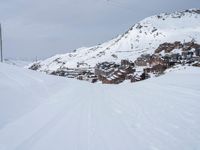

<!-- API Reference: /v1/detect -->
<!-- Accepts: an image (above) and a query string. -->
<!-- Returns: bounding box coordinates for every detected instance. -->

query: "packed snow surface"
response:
[0,63,200,150]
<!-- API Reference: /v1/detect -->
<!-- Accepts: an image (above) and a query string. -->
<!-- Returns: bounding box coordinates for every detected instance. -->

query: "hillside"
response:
[29,8,200,72]
[0,63,200,150]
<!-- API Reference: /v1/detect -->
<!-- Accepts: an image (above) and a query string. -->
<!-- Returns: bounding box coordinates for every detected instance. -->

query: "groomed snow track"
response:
[0,63,200,150]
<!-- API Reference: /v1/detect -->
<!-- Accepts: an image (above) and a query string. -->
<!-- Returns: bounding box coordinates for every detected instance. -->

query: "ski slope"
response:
[0,63,200,150]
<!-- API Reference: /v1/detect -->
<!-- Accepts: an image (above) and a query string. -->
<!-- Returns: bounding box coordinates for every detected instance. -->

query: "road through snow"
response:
[0,63,200,150]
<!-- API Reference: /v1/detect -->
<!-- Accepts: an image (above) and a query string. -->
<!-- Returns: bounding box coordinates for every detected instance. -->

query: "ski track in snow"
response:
[0,63,200,150]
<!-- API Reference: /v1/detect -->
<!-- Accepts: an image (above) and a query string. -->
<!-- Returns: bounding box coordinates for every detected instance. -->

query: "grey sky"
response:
[0,0,199,60]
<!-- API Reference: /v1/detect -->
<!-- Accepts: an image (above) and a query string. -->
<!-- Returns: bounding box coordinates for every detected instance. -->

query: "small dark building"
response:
[134,54,151,66]
[121,59,134,67]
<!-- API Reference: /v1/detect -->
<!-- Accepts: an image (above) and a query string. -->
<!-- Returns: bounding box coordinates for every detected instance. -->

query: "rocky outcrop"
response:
[29,62,41,71]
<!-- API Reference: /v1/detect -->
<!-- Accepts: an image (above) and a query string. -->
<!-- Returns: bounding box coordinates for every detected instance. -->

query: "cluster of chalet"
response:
[94,41,200,84]
[29,41,200,84]
[51,67,97,83]
[135,41,200,74]
[95,60,136,84]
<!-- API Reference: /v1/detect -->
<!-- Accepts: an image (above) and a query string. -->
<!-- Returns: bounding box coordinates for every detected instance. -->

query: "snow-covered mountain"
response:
[29,8,200,73]
[1,63,200,150]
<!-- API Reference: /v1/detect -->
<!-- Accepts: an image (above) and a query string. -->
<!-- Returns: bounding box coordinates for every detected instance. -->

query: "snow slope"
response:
[30,8,200,72]
[0,63,200,150]
[4,59,31,67]
[0,63,69,129]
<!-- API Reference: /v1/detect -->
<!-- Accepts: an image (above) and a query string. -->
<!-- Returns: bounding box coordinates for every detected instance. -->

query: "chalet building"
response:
[155,41,183,53]
[170,53,182,62]
[182,41,200,51]
[95,60,135,84]
[152,64,167,74]
[121,59,135,67]
[130,74,141,83]
[50,67,96,81]
[134,54,151,66]
[155,41,200,54]
[149,55,167,67]
[143,64,166,74]
[130,72,150,83]
[95,62,119,77]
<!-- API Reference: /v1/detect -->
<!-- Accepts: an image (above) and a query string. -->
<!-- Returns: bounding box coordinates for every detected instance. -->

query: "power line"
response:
[0,23,3,62]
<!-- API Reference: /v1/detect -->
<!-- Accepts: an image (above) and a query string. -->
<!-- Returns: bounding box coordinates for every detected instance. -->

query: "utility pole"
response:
[0,23,3,62]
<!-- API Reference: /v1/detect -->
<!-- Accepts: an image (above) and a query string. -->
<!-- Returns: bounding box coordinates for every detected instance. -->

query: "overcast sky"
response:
[0,0,199,60]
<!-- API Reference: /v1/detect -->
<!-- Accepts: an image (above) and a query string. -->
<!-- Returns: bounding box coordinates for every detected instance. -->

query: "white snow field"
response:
[0,63,200,150]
